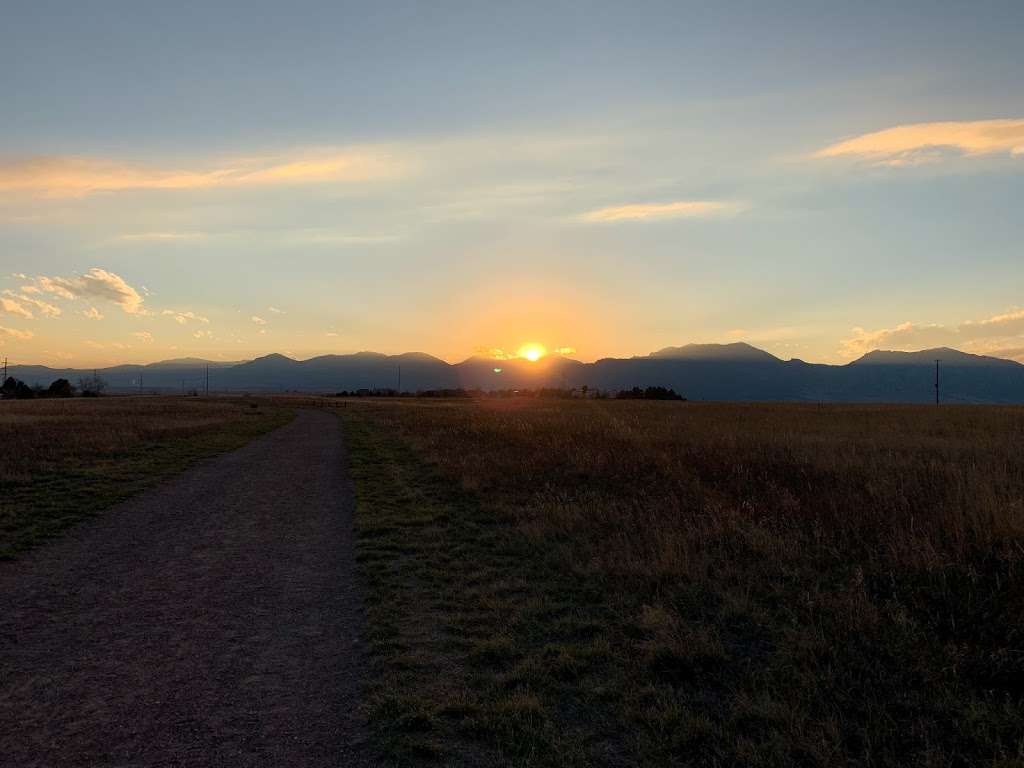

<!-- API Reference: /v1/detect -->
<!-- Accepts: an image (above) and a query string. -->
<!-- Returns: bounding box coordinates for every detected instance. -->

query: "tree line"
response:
[1,375,108,400]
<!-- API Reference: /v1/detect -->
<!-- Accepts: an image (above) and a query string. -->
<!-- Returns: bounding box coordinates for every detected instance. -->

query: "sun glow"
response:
[517,342,547,362]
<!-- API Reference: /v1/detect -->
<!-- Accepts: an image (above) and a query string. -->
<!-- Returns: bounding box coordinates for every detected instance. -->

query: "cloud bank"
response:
[841,308,1024,361]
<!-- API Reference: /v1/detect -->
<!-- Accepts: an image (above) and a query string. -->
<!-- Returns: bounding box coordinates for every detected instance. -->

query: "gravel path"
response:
[0,409,371,767]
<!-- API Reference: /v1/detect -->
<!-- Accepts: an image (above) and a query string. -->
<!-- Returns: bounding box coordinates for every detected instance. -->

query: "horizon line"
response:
[6,343,1019,372]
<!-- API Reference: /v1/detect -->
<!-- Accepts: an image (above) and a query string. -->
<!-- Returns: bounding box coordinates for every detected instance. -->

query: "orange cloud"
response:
[580,200,742,222]
[0,297,34,319]
[0,326,33,340]
[35,268,146,314]
[815,118,1024,166]
[475,346,513,360]
[162,309,209,325]
[0,147,404,198]
[840,308,1024,359]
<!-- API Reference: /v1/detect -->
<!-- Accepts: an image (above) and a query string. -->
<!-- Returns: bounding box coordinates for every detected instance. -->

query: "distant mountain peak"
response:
[393,351,447,363]
[144,357,241,369]
[649,342,781,363]
[852,347,1021,367]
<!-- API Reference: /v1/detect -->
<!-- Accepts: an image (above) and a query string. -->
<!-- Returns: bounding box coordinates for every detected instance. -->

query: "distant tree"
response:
[2,376,35,399]
[644,386,685,401]
[47,378,75,398]
[78,374,107,397]
[615,386,686,401]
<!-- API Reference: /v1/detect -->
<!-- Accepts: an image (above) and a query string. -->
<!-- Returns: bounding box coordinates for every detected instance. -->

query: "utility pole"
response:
[139,374,143,394]
[935,359,941,405]
[3,357,7,381]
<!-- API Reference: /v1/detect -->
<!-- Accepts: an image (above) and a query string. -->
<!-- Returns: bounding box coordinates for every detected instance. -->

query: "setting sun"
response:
[517,343,547,362]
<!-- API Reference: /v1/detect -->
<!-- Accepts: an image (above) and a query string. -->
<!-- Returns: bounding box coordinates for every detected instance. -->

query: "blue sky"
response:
[2,1,1023,365]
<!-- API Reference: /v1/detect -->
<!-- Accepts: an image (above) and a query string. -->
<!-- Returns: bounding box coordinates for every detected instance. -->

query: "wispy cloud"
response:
[0,297,35,319]
[162,309,209,325]
[132,331,154,343]
[815,118,1024,166]
[0,326,34,340]
[4,291,61,318]
[82,307,104,320]
[579,200,742,223]
[840,308,1024,359]
[0,147,405,198]
[291,231,402,246]
[116,232,207,243]
[35,277,75,300]
[250,316,267,325]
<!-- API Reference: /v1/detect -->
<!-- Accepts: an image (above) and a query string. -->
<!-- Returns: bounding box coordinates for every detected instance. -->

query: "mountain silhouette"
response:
[648,342,780,363]
[10,345,1024,403]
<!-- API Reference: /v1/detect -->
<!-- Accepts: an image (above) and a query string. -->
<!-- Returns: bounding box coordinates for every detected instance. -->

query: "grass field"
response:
[344,398,1024,767]
[0,396,292,558]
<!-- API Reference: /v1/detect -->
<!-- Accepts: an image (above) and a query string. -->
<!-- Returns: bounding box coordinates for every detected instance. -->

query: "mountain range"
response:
[10,343,1024,404]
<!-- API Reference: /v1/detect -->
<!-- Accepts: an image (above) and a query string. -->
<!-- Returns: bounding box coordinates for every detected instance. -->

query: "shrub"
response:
[47,379,75,398]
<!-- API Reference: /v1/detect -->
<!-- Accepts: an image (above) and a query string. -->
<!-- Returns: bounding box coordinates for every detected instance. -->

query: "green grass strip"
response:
[0,407,293,559]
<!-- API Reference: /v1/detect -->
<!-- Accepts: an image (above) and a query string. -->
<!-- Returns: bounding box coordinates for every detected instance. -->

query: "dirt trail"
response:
[0,408,371,767]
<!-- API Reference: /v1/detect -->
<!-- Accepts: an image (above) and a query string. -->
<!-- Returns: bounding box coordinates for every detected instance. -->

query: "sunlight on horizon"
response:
[2,4,1023,368]
[517,343,547,362]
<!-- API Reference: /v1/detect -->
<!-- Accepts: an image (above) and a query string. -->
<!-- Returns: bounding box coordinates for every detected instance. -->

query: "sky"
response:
[2,0,1023,367]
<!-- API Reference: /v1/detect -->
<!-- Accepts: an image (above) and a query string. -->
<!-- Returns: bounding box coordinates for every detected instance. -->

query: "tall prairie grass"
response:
[350,398,1024,766]
[0,396,278,481]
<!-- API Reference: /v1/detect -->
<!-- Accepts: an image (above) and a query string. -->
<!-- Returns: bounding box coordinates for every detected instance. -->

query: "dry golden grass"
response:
[0,396,291,556]
[0,396,281,480]
[345,398,1024,766]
